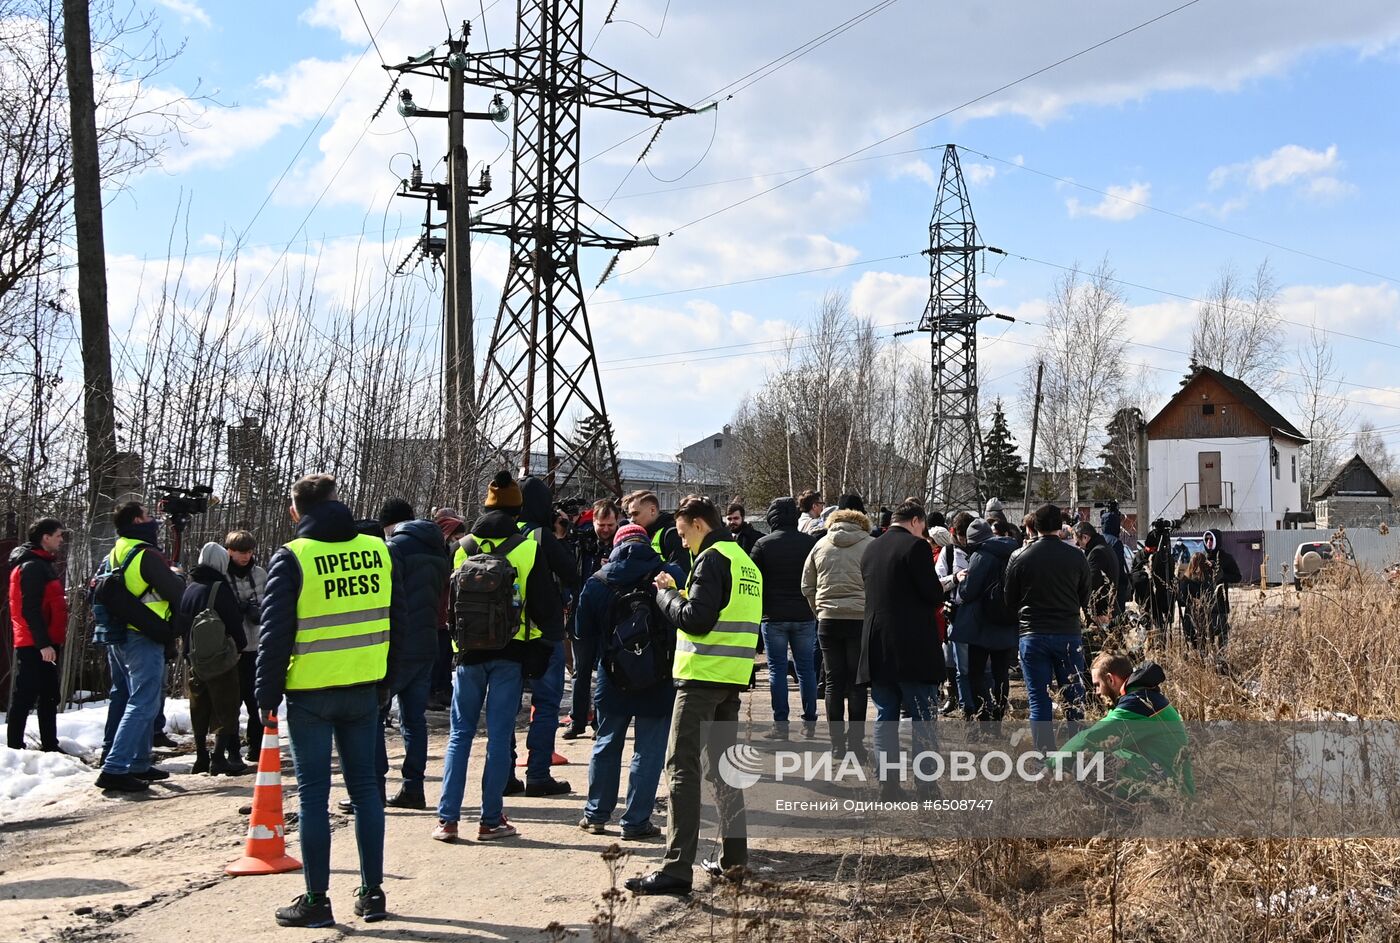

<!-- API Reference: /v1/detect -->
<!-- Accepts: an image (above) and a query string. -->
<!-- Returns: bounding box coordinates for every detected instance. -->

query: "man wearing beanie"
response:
[434,471,561,843]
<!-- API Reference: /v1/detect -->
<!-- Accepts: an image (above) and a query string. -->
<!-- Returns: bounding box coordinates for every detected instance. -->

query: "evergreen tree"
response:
[980,399,1024,501]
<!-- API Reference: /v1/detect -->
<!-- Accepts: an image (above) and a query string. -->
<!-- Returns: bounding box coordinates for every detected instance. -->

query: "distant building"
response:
[680,426,734,480]
[618,452,731,510]
[1312,453,1395,530]
[1145,366,1308,531]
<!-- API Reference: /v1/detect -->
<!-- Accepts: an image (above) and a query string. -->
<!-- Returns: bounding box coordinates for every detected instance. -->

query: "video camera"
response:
[154,484,215,519]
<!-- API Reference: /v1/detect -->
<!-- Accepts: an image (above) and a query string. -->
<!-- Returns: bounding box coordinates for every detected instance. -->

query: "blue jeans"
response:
[103,645,129,754]
[1018,633,1088,753]
[582,700,672,833]
[525,641,565,783]
[102,633,164,774]
[438,659,524,826]
[286,686,384,895]
[762,620,818,723]
[377,659,434,786]
[869,681,938,784]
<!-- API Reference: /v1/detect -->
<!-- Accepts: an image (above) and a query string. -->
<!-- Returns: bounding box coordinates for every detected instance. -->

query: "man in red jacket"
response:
[7,518,68,751]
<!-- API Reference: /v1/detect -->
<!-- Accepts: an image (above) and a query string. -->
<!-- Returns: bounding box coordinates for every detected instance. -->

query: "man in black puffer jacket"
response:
[1004,504,1092,754]
[750,497,819,731]
[379,499,450,809]
[516,477,579,797]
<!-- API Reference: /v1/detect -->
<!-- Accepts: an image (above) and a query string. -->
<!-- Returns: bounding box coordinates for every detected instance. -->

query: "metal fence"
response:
[1261,528,1400,583]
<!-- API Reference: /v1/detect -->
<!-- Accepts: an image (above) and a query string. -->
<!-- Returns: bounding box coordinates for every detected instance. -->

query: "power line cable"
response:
[960,147,1400,287]
[591,251,920,305]
[659,0,1204,238]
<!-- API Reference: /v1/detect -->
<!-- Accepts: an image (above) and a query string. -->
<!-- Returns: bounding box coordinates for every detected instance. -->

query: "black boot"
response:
[192,740,211,775]
[386,782,426,809]
[220,736,250,775]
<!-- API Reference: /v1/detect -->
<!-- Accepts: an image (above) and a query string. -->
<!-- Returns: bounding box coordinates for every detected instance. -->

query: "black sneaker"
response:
[337,798,356,813]
[353,886,387,922]
[275,893,334,928]
[152,732,179,750]
[386,785,426,810]
[133,767,170,782]
[503,777,525,796]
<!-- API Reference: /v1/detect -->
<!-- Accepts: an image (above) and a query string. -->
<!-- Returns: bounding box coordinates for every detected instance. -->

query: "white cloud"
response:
[155,0,211,28]
[892,160,937,188]
[1208,144,1354,200]
[964,163,997,185]
[1065,181,1151,221]
[850,271,926,326]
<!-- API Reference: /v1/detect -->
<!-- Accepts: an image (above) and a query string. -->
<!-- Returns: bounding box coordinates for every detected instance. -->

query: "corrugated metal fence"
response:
[1260,528,1400,583]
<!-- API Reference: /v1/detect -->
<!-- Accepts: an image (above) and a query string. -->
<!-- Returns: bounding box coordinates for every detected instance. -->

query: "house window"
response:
[1291,455,1297,483]
[1202,404,1215,415]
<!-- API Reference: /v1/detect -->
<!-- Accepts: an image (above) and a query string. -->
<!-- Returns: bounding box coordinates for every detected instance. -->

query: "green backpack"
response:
[189,582,239,681]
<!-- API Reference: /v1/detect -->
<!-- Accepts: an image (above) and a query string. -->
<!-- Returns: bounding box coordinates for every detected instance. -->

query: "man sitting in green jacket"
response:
[1051,653,1194,801]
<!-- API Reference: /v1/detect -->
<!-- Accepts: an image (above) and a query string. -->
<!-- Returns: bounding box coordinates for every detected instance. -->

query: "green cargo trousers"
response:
[659,685,748,882]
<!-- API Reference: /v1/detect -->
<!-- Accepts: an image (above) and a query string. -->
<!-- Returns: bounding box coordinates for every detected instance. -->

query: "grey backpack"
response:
[189,582,239,681]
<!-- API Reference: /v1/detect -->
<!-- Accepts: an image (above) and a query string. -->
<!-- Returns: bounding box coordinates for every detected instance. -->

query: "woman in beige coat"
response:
[802,507,873,756]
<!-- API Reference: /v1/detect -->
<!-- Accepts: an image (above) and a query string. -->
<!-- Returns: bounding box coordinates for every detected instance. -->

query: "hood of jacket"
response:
[765,496,800,530]
[391,518,447,556]
[972,535,1018,563]
[1125,660,1166,691]
[1204,529,1225,557]
[600,540,663,588]
[825,509,871,547]
[520,477,554,530]
[9,542,52,567]
[471,508,523,540]
[1084,531,1109,554]
[294,499,359,543]
[190,563,229,586]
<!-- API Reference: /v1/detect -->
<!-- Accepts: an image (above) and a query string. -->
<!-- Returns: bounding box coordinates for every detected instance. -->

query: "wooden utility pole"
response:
[1022,359,1045,520]
[63,0,119,548]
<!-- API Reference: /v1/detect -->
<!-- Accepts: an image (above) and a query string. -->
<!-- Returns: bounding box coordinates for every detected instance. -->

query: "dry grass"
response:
[655,565,1400,943]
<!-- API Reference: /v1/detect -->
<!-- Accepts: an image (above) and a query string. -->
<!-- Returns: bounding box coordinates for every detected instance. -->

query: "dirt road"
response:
[0,709,702,942]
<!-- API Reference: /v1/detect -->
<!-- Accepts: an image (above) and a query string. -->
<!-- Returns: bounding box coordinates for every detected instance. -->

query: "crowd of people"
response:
[3,476,1215,927]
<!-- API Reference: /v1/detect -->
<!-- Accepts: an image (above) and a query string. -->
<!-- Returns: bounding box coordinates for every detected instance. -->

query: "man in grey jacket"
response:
[801,508,872,756]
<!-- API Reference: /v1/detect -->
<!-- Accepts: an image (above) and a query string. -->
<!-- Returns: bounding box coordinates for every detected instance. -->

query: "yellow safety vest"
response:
[651,526,693,575]
[109,537,171,633]
[452,529,542,648]
[672,540,762,686]
[454,521,529,569]
[283,534,392,691]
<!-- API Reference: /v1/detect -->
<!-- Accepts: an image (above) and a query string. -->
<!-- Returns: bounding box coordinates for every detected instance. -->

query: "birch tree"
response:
[1190,259,1283,391]
[1290,327,1351,503]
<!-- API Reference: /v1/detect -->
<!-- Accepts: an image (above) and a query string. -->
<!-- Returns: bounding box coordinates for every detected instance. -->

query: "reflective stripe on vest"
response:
[110,537,170,631]
[672,540,761,686]
[284,534,391,691]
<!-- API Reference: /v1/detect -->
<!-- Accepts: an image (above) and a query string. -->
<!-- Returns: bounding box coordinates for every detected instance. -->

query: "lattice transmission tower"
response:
[919,145,1008,511]
[451,0,694,495]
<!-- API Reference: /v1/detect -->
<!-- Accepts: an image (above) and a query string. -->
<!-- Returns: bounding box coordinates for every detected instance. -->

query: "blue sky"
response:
[105,0,1400,457]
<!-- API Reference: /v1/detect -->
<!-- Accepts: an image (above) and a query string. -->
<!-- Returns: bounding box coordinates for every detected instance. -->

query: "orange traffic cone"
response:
[226,716,301,876]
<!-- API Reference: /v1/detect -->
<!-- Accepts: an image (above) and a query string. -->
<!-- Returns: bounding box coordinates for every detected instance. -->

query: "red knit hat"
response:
[613,523,648,547]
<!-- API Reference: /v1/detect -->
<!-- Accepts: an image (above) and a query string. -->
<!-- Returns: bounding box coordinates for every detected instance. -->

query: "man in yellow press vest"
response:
[626,495,761,896]
[96,501,186,794]
[255,474,393,928]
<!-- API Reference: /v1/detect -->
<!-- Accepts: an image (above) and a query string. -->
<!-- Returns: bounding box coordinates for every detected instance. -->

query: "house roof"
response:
[1149,365,1308,442]
[618,456,727,485]
[1312,453,1394,500]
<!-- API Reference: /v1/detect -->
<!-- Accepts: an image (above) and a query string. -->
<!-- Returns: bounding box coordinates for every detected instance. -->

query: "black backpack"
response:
[450,532,531,655]
[601,581,673,692]
[978,552,1017,627]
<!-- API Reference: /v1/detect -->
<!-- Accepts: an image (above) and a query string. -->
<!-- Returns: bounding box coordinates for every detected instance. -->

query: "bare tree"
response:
[1352,421,1400,494]
[1290,327,1351,503]
[1028,258,1129,508]
[1190,259,1283,391]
